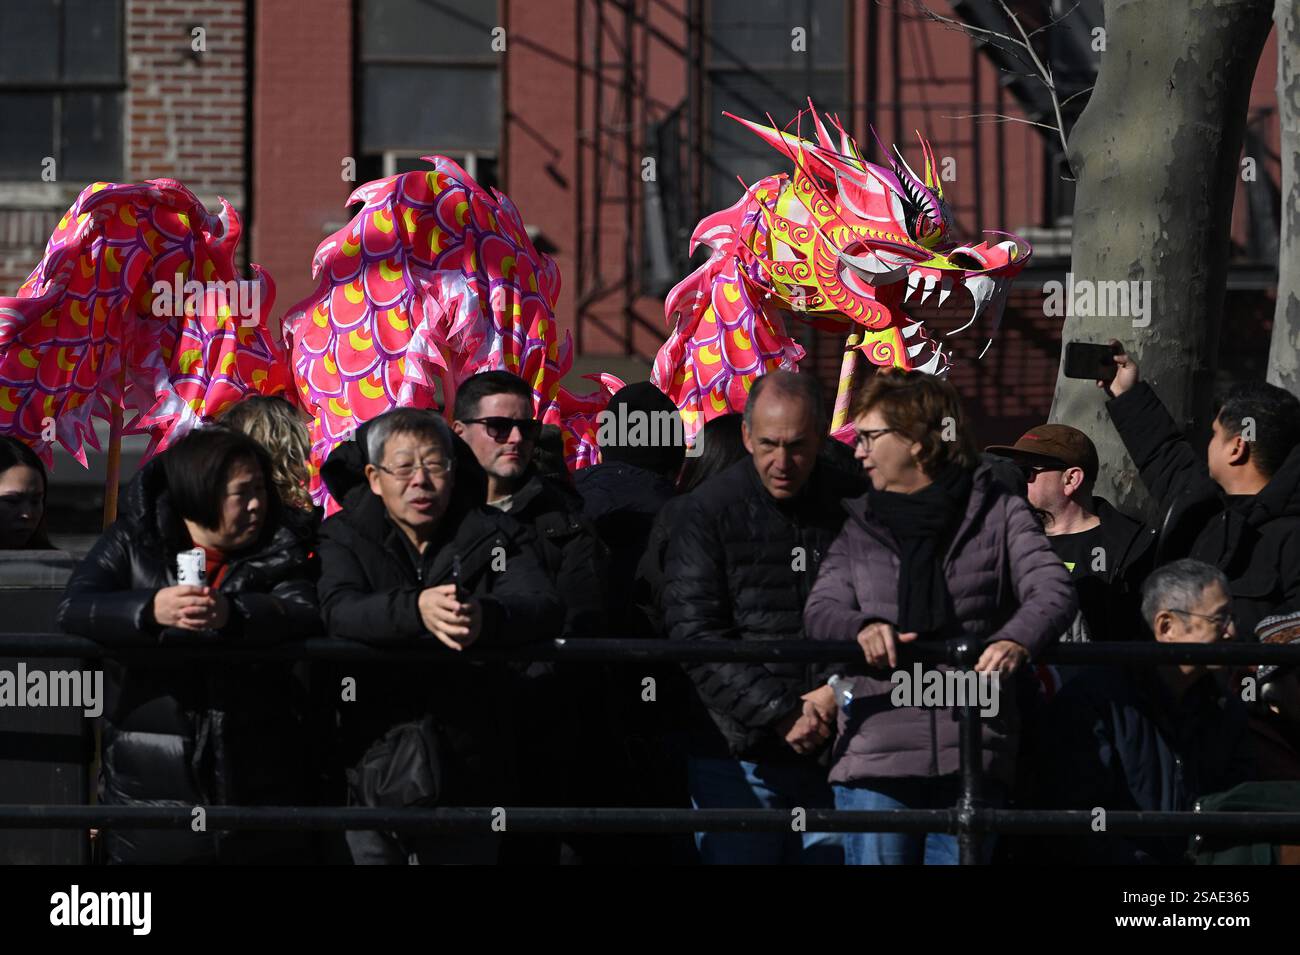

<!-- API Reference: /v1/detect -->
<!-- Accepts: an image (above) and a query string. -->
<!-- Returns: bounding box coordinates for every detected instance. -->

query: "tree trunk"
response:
[1267,0,1300,394]
[1048,0,1275,516]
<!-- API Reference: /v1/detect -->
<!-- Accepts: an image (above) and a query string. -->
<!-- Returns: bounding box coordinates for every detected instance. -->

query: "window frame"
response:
[0,0,127,188]
[354,0,502,160]
[702,0,850,210]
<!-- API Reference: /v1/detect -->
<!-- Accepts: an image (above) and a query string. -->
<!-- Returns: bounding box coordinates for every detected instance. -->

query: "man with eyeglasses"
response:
[986,424,1155,642]
[1039,559,1254,864]
[316,407,562,864]
[453,371,609,864]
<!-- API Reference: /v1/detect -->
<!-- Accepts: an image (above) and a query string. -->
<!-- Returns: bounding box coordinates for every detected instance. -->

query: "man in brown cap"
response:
[987,424,1155,641]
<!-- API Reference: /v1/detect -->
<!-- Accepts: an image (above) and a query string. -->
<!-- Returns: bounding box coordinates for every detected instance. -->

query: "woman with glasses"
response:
[57,426,319,864]
[803,369,1076,864]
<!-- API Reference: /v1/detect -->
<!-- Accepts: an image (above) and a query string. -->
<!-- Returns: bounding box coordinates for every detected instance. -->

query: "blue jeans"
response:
[687,757,844,865]
[834,777,1002,865]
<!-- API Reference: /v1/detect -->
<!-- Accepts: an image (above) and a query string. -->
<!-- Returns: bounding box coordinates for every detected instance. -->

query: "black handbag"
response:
[346,716,447,809]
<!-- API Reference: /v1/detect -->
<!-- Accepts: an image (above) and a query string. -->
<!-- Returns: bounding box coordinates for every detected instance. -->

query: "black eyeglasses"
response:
[462,416,542,443]
[1018,464,1065,479]
[376,459,454,481]
[1170,608,1234,634]
[853,428,895,450]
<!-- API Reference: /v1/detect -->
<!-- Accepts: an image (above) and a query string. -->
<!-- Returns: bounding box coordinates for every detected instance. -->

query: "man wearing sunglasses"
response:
[987,424,1155,642]
[453,371,609,864]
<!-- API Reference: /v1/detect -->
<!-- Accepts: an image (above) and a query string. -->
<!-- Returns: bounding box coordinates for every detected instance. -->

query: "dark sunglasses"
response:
[1018,464,1065,479]
[462,416,542,443]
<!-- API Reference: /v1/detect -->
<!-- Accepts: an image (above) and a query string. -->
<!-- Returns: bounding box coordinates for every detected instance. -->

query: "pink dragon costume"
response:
[282,155,619,508]
[0,179,287,465]
[653,103,1031,442]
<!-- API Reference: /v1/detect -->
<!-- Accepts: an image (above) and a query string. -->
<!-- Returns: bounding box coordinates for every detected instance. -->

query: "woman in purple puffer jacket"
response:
[803,370,1075,865]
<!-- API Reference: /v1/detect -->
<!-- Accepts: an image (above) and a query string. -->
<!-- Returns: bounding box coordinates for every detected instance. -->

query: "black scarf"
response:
[868,464,974,636]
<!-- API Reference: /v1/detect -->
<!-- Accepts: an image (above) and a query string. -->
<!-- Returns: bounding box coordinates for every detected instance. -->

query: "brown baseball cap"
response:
[986,424,1099,482]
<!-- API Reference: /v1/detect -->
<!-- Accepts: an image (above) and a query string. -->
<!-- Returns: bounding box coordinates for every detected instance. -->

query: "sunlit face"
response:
[1024,464,1086,515]
[209,458,268,552]
[742,392,822,499]
[0,465,44,549]
[454,393,535,486]
[366,431,455,546]
[853,407,926,493]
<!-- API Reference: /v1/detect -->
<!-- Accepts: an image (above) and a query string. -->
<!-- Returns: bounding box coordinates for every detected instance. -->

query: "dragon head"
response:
[726,103,1031,374]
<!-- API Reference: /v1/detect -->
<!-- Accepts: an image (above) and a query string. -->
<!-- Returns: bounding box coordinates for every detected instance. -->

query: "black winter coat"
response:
[505,473,608,639]
[1069,497,1157,641]
[663,458,862,761]
[57,459,319,864]
[1040,666,1252,864]
[575,461,677,638]
[315,484,563,804]
[1108,381,1300,638]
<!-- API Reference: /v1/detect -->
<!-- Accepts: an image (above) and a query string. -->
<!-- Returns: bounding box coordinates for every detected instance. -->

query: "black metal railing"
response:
[3,635,1300,865]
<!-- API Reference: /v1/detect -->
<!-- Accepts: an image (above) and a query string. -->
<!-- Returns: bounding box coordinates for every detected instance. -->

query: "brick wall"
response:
[126,0,248,210]
[250,0,354,315]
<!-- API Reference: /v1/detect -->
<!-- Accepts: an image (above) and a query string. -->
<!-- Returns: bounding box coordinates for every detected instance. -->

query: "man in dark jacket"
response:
[1041,559,1253,864]
[574,380,685,636]
[663,371,861,864]
[316,408,562,864]
[987,424,1156,641]
[451,371,608,863]
[453,371,608,638]
[564,381,690,862]
[58,428,319,864]
[1102,346,1300,638]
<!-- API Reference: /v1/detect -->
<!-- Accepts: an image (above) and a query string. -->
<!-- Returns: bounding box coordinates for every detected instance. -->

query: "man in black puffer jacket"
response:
[664,371,863,865]
[58,428,319,864]
[316,408,562,864]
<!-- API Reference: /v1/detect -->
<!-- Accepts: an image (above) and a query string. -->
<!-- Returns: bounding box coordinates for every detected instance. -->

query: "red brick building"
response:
[0,0,1282,468]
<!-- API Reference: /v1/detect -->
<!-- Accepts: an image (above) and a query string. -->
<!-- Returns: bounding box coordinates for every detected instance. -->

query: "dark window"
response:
[705,0,847,207]
[357,0,500,188]
[0,0,125,181]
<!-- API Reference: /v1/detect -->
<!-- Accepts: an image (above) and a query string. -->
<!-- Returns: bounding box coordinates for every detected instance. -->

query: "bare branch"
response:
[905,0,1079,177]
[1028,1,1083,39]
[1059,86,1096,109]
[945,112,1061,132]
[996,0,1072,166]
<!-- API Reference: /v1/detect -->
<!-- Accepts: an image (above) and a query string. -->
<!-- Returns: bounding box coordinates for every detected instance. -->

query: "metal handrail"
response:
[3,634,1300,665]
[4,633,1300,863]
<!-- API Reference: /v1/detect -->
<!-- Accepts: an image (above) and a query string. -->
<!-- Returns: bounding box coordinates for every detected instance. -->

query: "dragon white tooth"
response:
[938,276,953,307]
[901,322,920,339]
[905,271,922,301]
[919,275,936,304]
[917,348,944,375]
[906,341,927,358]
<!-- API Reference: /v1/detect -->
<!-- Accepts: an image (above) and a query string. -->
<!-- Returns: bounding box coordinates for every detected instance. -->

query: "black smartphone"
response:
[450,554,467,602]
[1062,341,1120,383]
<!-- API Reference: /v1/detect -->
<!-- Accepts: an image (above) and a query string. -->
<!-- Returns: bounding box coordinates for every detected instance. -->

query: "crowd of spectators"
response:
[8,348,1300,865]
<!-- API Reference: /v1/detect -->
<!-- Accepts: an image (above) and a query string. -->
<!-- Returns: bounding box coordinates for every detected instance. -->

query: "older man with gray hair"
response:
[663,370,864,864]
[317,407,562,864]
[1039,558,1255,863]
